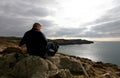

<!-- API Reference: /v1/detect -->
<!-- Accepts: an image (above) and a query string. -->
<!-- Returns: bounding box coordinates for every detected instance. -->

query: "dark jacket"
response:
[19,28,47,56]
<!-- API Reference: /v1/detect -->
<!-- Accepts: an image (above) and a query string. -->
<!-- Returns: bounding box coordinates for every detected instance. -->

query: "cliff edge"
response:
[0,47,120,78]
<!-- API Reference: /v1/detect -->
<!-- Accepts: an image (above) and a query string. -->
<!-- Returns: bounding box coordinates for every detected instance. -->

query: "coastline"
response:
[0,37,120,77]
[0,47,120,78]
[48,39,94,45]
[59,41,120,66]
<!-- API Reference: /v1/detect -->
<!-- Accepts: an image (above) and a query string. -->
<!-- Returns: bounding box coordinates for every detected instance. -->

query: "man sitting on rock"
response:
[19,23,47,58]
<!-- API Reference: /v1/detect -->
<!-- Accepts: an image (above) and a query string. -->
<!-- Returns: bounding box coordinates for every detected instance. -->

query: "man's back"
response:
[19,26,47,56]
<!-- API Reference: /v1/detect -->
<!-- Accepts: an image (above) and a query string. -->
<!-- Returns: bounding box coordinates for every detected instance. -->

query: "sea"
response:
[58,41,120,65]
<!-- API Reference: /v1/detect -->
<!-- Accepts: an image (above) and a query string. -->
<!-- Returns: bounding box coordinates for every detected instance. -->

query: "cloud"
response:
[81,3,120,38]
[93,6,120,24]
[50,27,87,38]
[83,19,120,38]
[0,0,120,40]
[92,20,120,37]
[0,0,55,18]
[0,0,57,37]
[0,15,57,37]
[0,15,33,36]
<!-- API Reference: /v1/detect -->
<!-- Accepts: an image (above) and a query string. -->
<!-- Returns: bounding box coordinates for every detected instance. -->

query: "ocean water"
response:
[58,41,120,65]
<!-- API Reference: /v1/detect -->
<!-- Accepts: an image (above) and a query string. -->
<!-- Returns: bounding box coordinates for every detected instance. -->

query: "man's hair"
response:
[33,23,41,28]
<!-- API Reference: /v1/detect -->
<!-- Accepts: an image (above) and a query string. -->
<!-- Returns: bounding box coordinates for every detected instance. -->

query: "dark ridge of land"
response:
[48,39,93,45]
[0,36,94,46]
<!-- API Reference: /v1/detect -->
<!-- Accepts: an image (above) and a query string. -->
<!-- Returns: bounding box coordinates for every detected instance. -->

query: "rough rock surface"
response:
[0,47,120,78]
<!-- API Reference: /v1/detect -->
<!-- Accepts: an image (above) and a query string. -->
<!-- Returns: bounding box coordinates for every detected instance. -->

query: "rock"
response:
[11,56,49,78]
[49,69,72,78]
[0,50,25,77]
[116,72,120,76]
[0,57,9,77]
[49,39,94,45]
[102,73,111,78]
[0,76,8,78]
[45,59,58,70]
[0,47,73,78]
[10,56,73,78]
[58,56,83,74]
[2,47,22,55]
[93,61,105,69]
[0,47,120,78]
[47,55,83,74]
[3,51,25,68]
[1,47,25,68]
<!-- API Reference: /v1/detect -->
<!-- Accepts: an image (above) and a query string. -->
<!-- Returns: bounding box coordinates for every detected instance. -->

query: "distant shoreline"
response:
[0,36,94,45]
[48,39,94,45]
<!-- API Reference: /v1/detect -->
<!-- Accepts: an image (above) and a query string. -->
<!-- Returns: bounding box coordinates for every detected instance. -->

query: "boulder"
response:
[0,47,119,78]
[2,47,22,55]
[47,55,83,74]
[10,55,73,78]
[0,76,8,78]
[11,56,49,78]
[0,47,25,77]
[49,69,72,78]
[0,57,9,77]
[2,47,25,68]
[58,57,83,74]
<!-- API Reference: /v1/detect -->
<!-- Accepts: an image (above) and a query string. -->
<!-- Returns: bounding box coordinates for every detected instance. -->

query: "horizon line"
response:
[0,36,120,41]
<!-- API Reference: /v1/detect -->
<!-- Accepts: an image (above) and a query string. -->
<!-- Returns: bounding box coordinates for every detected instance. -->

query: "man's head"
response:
[32,23,42,31]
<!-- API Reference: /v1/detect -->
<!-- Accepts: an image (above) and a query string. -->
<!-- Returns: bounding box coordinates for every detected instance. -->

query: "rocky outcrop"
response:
[0,47,120,78]
[48,39,94,45]
[0,37,94,48]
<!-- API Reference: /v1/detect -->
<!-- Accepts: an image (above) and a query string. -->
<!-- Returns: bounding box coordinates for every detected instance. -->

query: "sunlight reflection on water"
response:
[58,41,120,65]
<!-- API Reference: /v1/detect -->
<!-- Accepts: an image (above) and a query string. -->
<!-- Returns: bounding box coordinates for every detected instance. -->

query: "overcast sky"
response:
[0,0,120,41]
